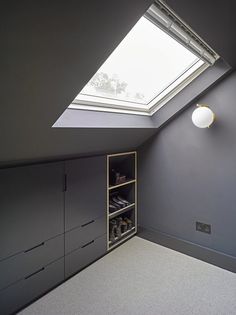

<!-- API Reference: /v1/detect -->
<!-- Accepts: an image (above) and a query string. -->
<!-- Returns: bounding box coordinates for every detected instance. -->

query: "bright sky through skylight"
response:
[78,17,199,105]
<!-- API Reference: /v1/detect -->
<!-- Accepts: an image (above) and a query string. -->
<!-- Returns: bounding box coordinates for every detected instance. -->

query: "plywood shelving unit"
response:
[107,151,137,251]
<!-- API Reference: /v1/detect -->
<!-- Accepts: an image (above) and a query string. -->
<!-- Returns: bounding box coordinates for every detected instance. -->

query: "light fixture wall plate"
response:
[192,104,215,128]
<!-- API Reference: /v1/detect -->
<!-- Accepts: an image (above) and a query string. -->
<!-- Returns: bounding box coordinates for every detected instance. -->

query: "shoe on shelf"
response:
[120,220,128,233]
[110,200,121,210]
[110,169,117,186]
[117,196,130,207]
[109,204,117,213]
[115,217,122,238]
[115,175,127,185]
[109,219,117,242]
[112,196,126,208]
[124,217,132,230]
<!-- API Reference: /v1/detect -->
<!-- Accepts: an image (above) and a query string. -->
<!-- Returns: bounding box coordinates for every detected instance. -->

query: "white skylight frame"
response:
[69,1,219,116]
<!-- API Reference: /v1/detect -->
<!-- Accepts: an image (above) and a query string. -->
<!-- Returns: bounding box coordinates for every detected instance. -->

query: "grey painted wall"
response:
[138,70,236,258]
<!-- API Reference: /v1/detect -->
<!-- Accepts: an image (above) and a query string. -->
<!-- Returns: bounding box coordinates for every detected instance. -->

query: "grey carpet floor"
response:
[19,236,236,315]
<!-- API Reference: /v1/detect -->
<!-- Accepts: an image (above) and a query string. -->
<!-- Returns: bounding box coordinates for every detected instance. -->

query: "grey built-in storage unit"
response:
[0,152,137,314]
[0,163,65,315]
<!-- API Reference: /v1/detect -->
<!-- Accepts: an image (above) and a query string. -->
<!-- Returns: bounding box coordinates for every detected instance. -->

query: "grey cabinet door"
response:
[65,156,106,231]
[0,162,64,261]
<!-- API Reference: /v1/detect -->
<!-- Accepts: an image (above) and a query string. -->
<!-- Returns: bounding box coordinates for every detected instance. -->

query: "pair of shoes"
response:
[109,217,122,239]
[116,196,130,206]
[109,195,130,213]
[109,216,133,241]
[120,217,132,233]
[124,217,132,230]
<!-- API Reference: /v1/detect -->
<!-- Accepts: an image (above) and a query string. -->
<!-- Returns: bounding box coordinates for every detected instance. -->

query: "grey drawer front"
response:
[65,215,106,254]
[65,234,106,278]
[0,257,64,315]
[0,234,64,291]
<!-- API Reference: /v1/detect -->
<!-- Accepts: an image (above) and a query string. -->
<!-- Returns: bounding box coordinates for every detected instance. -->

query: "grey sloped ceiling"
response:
[0,0,235,166]
[0,128,157,167]
[0,0,154,166]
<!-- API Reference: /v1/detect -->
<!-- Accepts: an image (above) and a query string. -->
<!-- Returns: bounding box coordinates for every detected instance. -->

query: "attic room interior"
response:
[1,0,236,314]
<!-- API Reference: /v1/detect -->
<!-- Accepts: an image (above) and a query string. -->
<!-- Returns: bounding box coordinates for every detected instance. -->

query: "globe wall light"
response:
[192,104,215,128]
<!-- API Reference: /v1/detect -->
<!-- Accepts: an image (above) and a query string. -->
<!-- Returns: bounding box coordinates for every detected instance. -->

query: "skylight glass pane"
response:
[77,16,199,105]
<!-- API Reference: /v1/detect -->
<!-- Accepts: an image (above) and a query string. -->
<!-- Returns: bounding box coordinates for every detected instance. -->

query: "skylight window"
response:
[70,2,219,116]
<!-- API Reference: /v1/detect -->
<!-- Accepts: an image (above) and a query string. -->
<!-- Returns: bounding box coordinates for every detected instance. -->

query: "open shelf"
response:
[107,151,137,251]
[109,203,135,219]
[109,179,136,190]
[108,229,136,250]
[109,227,136,246]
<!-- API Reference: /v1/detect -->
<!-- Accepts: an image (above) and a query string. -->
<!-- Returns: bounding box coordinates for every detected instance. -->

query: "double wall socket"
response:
[196,221,211,234]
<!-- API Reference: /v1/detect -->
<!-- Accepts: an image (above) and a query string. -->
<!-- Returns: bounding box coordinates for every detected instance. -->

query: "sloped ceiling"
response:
[0,0,235,166]
[0,0,154,166]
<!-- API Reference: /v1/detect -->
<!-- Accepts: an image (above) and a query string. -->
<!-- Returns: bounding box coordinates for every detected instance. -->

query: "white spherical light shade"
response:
[192,105,215,128]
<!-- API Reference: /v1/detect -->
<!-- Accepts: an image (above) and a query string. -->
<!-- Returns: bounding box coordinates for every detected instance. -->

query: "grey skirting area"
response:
[19,236,236,315]
[138,227,236,274]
